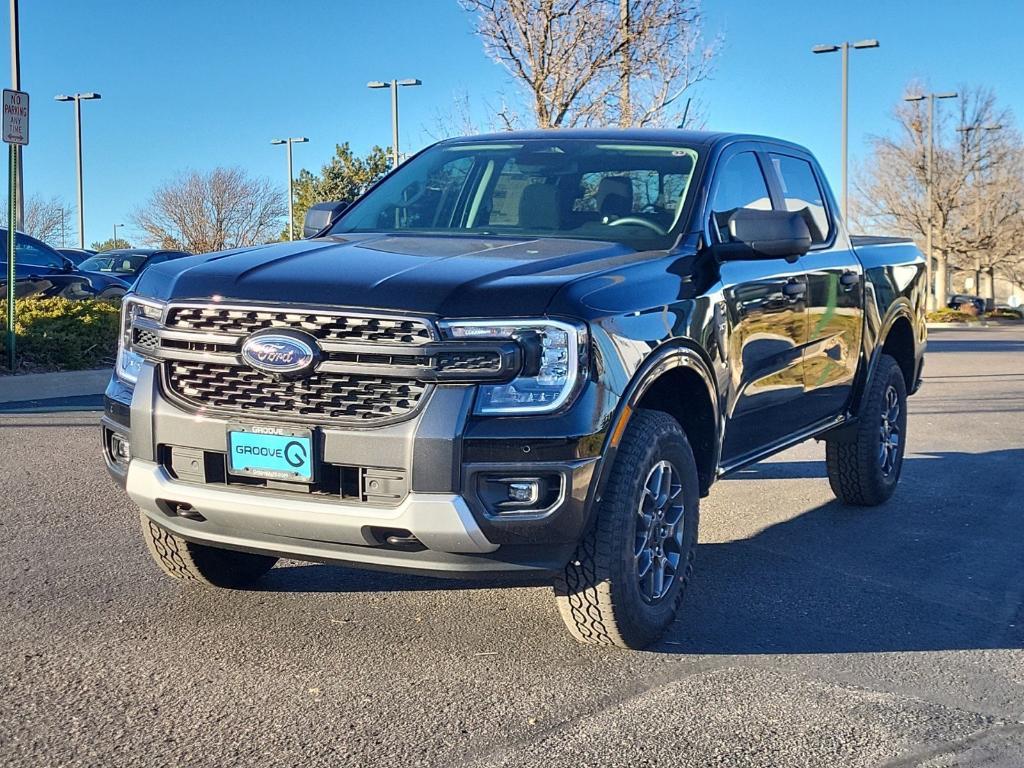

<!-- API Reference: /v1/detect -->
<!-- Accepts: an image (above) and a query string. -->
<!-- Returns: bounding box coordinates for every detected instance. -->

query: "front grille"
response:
[165,306,433,345]
[133,327,159,352]
[165,361,428,423]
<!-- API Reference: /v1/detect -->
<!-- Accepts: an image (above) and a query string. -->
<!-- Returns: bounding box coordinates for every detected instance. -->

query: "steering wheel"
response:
[607,216,668,236]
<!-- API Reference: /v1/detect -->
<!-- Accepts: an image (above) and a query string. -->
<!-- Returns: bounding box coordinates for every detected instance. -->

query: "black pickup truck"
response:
[102,130,926,648]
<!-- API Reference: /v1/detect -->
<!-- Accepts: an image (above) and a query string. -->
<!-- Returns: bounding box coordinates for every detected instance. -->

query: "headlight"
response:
[440,319,587,415]
[116,296,164,384]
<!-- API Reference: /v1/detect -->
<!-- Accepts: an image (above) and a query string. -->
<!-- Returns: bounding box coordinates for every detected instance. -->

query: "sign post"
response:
[3,87,28,371]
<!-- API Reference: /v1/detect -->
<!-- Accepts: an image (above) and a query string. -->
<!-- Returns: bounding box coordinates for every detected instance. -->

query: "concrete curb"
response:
[0,368,110,404]
[926,321,1023,330]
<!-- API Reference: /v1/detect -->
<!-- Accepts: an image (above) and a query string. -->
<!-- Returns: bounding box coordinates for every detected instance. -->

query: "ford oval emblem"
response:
[241,330,320,378]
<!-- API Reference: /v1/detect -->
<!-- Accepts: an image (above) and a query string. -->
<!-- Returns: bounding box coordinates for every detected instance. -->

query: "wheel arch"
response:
[599,341,720,498]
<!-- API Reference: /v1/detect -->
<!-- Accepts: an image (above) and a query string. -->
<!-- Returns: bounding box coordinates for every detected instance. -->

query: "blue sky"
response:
[2,0,1020,247]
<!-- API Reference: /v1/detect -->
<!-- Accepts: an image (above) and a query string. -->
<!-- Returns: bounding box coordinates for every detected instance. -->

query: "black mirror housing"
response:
[715,209,812,260]
[303,200,350,239]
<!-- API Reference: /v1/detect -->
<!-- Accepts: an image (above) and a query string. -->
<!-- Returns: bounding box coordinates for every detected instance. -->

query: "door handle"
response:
[783,280,806,298]
[840,271,859,290]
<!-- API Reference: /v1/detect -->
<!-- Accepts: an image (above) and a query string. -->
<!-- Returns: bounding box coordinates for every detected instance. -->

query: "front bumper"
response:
[103,363,605,576]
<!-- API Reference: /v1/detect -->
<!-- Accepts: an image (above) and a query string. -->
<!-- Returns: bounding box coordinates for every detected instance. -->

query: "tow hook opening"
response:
[369,527,425,552]
[158,499,206,522]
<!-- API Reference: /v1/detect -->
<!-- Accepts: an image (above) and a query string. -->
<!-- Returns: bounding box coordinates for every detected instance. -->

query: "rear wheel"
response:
[140,513,278,588]
[554,409,700,648]
[826,354,908,506]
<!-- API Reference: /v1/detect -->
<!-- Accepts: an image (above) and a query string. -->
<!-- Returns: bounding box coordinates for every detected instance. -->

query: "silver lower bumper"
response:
[126,459,497,556]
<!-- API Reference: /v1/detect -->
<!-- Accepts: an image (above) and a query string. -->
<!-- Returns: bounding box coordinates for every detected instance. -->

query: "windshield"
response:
[79,254,148,274]
[329,139,699,249]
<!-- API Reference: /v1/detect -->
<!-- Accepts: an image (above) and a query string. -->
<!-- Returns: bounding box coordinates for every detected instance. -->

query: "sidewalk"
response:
[0,368,110,412]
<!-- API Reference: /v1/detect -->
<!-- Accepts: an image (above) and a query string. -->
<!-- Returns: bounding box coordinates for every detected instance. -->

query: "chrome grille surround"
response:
[149,302,439,425]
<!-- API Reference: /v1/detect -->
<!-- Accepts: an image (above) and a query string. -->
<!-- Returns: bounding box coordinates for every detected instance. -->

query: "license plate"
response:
[227,425,313,483]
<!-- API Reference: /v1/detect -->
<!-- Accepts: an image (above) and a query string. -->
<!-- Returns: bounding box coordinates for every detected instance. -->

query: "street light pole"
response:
[113,222,123,249]
[812,39,879,226]
[54,92,101,249]
[271,137,308,240]
[367,78,421,169]
[905,91,957,311]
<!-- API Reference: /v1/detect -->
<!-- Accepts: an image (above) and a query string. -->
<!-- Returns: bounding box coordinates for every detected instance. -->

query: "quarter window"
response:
[770,154,831,243]
[709,152,772,242]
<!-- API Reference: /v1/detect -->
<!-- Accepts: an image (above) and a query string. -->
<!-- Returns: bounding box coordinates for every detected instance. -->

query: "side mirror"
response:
[62,256,76,272]
[713,209,812,260]
[303,200,350,239]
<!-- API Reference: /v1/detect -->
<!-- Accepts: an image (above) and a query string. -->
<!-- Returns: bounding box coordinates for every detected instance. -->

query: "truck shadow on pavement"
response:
[656,449,1024,655]
[258,449,1023,655]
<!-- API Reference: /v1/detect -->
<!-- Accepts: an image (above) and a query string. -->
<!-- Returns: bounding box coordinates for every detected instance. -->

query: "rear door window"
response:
[769,153,832,244]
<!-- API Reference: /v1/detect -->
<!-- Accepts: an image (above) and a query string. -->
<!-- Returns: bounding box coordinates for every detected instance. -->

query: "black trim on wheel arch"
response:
[591,343,719,514]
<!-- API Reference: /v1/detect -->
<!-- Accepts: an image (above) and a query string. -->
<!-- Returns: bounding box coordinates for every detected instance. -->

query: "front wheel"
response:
[553,409,700,649]
[825,354,908,506]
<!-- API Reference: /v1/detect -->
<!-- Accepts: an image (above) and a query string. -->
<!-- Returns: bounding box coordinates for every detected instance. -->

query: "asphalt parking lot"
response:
[1,327,1022,767]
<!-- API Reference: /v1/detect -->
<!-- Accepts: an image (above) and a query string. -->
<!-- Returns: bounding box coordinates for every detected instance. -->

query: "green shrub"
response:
[925,308,975,324]
[0,297,121,372]
[984,308,1023,321]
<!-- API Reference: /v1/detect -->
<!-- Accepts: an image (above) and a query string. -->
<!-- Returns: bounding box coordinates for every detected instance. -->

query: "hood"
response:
[132,234,647,317]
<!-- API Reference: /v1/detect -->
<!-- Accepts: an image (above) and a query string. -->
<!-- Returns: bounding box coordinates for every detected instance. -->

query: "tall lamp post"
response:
[812,39,879,227]
[271,137,308,241]
[367,79,421,169]
[54,92,101,248]
[112,222,124,249]
[905,91,957,311]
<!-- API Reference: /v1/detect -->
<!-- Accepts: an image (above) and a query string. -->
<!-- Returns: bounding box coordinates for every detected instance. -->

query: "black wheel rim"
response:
[879,384,901,476]
[635,460,685,604]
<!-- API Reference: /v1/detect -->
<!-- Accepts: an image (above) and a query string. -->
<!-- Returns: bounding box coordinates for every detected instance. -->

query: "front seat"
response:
[518,183,561,230]
[596,176,633,219]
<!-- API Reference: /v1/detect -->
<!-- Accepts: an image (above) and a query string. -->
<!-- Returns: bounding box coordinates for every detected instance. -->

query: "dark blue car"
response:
[76,248,192,298]
[0,232,191,300]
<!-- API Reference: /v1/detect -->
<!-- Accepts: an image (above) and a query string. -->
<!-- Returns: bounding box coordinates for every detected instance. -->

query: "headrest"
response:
[518,183,560,230]
[596,176,633,218]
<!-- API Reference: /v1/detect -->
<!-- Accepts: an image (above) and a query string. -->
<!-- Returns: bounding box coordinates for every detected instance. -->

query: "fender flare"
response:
[590,341,720,508]
[856,301,917,411]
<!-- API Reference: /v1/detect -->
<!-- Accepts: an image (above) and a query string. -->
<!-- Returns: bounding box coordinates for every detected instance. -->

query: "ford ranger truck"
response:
[102,131,926,649]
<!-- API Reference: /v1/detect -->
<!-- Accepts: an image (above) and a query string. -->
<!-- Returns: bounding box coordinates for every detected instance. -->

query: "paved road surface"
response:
[2,328,1022,767]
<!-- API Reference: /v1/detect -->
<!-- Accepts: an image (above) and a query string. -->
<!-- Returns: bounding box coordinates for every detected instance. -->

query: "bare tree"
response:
[854,84,1024,302]
[132,168,286,254]
[459,0,719,129]
[1,195,75,246]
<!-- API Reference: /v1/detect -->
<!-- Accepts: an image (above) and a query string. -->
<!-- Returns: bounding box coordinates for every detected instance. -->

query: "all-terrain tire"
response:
[553,409,700,649]
[140,513,278,588]
[826,354,908,506]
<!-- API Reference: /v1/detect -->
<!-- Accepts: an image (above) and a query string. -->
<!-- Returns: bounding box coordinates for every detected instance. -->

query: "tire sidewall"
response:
[607,418,700,641]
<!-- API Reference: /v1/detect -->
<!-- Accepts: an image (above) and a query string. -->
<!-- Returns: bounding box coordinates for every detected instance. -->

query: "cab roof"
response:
[440,128,812,155]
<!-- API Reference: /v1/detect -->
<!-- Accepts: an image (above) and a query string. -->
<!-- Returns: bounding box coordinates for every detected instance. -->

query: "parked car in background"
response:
[0,228,99,300]
[58,247,98,265]
[948,294,986,314]
[76,248,192,299]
